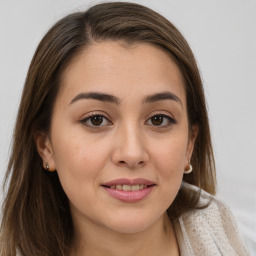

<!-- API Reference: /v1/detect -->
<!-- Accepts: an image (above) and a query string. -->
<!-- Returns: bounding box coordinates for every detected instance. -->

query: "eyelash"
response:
[80,113,176,128]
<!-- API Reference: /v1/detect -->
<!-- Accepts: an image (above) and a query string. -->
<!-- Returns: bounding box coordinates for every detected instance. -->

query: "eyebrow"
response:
[70,92,120,105]
[142,92,182,107]
[70,91,182,107]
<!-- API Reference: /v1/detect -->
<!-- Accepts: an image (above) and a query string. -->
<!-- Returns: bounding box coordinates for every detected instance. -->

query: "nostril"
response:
[118,160,144,166]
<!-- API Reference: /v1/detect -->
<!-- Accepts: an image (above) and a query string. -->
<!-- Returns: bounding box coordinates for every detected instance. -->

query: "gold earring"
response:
[184,163,193,174]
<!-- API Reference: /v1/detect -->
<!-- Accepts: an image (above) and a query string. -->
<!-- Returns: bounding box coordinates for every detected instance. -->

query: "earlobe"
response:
[34,132,56,171]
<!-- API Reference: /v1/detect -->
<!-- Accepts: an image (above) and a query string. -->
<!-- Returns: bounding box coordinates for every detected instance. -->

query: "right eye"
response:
[80,114,112,127]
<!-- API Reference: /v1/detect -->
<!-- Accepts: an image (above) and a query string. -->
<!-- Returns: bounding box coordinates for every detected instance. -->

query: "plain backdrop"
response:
[0,0,255,254]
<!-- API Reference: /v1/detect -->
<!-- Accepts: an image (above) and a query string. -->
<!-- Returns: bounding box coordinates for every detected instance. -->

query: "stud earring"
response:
[45,162,50,171]
[184,163,193,174]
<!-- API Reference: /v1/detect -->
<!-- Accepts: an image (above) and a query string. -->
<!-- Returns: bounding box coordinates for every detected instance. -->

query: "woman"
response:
[0,2,249,255]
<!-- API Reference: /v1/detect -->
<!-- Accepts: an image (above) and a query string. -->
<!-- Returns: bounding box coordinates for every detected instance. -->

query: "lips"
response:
[102,178,155,187]
[101,178,156,202]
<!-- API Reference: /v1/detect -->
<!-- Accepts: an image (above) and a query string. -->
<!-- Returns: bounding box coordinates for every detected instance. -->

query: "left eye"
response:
[145,114,176,127]
[80,115,111,127]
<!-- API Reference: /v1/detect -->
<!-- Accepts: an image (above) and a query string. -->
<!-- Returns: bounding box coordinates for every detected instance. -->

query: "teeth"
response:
[123,185,131,191]
[139,184,144,189]
[132,184,140,191]
[108,184,148,191]
[116,184,122,190]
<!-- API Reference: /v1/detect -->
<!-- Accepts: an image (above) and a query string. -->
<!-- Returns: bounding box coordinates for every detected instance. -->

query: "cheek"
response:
[152,141,186,207]
[52,125,109,170]
[149,133,188,208]
[51,131,111,198]
[151,134,188,179]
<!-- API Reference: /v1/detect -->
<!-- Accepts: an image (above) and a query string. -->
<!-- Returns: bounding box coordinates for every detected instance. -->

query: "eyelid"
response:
[146,110,176,121]
[80,110,112,120]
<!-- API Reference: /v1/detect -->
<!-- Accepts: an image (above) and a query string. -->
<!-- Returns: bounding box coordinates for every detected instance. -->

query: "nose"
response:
[111,124,149,169]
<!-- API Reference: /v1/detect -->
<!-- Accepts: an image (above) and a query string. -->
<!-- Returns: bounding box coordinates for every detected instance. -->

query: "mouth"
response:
[101,178,156,202]
[101,184,155,191]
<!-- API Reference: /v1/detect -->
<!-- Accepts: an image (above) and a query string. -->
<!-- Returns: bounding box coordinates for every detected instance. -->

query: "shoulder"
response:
[174,182,250,256]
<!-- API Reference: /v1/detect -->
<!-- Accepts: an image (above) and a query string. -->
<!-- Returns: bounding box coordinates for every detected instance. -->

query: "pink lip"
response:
[101,178,156,202]
[102,178,155,187]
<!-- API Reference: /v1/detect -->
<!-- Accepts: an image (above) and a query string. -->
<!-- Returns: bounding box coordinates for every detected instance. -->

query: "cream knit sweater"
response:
[174,182,250,256]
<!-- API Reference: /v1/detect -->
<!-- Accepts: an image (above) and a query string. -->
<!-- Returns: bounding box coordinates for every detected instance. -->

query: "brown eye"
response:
[146,114,176,127]
[80,114,111,127]
[90,116,103,126]
[151,116,163,126]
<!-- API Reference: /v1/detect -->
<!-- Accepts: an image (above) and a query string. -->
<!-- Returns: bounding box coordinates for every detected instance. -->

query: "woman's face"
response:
[37,41,197,234]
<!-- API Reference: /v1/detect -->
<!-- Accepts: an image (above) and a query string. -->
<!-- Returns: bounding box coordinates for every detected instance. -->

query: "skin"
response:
[36,41,198,256]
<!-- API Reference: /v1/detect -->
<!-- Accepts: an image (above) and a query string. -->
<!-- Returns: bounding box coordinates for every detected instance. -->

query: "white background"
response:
[0,0,255,254]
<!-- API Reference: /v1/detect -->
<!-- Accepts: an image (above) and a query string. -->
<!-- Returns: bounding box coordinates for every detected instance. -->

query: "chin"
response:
[103,212,163,234]
[109,223,151,234]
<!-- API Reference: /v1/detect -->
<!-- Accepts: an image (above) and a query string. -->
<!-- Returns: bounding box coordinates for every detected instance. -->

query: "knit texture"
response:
[174,182,250,256]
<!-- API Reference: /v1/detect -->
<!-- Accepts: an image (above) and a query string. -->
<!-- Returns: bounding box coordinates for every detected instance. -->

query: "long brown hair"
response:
[0,2,216,255]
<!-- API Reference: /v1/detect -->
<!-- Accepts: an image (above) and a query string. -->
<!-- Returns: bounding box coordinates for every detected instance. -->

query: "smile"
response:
[103,184,150,191]
[101,178,156,202]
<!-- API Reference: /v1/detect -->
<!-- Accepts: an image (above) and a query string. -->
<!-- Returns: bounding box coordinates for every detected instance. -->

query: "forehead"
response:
[59,41,186,106]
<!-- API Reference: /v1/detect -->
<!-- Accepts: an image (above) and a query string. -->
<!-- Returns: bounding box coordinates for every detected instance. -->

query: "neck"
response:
[70,213,179,256]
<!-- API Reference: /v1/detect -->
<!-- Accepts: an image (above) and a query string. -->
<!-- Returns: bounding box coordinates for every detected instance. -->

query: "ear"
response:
[34,132,56,171]
[186,124,199,161]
